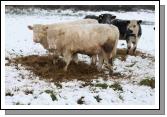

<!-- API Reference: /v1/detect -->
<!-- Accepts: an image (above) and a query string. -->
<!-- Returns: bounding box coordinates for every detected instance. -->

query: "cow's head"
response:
[28,24,48,43]
[98,14,116,24]
[127,20,142,37]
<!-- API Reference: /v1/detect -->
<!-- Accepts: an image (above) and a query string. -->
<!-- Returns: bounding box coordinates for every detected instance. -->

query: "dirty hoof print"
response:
[52,59,57,65]
[112,72,122,77]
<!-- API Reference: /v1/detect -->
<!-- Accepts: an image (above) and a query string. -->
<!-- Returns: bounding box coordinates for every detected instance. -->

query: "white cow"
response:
[28,19,98,64]
[47,24,119,75]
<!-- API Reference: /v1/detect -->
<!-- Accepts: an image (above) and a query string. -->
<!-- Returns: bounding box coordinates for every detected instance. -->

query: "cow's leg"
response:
[132,41,137,55]
[53,51,58,64]
[53,56,56,65]
[127,40,132,54]
[107,48,117,76]
[52,50,61,64]
[101,51,113,76]
[106,57,113,76]
[63,51,72,71]
[109,57,114,76]
[97,54,104,71]
[48,52,56,65]
[73,54,79,64]
[91,55,97,65]
[132,38,139,55]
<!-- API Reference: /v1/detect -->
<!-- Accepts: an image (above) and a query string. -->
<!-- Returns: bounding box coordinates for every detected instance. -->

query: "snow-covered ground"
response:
[5,9,155,105]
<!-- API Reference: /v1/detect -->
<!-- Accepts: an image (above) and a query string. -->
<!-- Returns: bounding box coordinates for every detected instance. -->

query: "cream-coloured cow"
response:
[28,19,98,50]
[28,19,98,63]
[47,24,119,75]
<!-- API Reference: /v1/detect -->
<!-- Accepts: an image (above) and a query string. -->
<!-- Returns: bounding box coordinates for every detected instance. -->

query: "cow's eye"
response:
[133,25,136,28]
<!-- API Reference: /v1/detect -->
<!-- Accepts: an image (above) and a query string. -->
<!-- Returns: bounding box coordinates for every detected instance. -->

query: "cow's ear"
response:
[111,16,116,19]
[58,30,65,36]
[98,14,103,19]
[28,25,33,30]
[98,15,103,23]
[138,20,142,24]
[44,26,48,30]
[126,20,130,24]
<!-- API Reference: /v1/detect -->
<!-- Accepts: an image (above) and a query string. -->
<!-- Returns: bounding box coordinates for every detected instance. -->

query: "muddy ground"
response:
[6,49,154,83]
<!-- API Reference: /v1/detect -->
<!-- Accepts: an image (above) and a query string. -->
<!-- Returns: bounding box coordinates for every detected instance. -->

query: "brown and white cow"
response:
[126,20,142,54]
[47,24,119,75]
[110,19,142,54]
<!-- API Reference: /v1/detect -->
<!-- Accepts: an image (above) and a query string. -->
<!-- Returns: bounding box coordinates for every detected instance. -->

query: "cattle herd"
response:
[28,13,142,76]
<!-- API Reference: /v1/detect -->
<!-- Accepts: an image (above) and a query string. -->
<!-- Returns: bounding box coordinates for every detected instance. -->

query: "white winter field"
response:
[3,7,159,109]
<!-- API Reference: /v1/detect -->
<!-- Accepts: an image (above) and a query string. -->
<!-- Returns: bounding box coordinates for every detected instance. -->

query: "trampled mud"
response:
[6,49,154,82]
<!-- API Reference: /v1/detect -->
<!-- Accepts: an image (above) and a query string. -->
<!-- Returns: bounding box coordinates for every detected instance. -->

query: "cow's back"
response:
[47,19,98,29]
[47,24,119,53]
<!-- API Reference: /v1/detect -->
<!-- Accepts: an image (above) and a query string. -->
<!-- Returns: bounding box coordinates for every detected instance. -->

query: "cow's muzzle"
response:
[126,29,136,37]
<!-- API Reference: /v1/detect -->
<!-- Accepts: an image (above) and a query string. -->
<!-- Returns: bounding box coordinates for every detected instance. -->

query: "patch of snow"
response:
[114,56,154,81]
[5,65,155,105]
[122,84,154,105]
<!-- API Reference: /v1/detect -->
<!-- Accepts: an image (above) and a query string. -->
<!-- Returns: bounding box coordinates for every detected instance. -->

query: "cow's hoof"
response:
[109,70,113,76]
[63,67,68,72]
[74,61,79,64]
[126,50,129,55]
[133,51,137,56]
[91,62,96,66]
[53,60,56,65]
[97,67,102,72]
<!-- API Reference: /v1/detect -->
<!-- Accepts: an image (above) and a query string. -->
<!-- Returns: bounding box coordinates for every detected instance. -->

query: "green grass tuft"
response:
[45,90,58,101]
[109,82,123,91]
[15,102,24,105]
[118,94,124,101]
[139,78,155,88]
[77,96,85,104]
[95,83,108,89]
[54,83,62,89]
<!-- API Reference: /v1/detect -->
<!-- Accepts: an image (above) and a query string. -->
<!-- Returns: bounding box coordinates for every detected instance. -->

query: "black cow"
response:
[111,19,131,39]
[84,15,98,20]
[84,14,116,24]
[98,14,116,24]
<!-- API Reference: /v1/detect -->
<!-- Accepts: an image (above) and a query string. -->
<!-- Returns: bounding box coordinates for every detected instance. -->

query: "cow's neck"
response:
[41,38,49,49]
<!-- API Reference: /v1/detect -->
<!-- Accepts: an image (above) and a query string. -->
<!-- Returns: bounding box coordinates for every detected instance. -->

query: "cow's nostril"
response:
[127,29,133,34]
[129,30,133,33]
